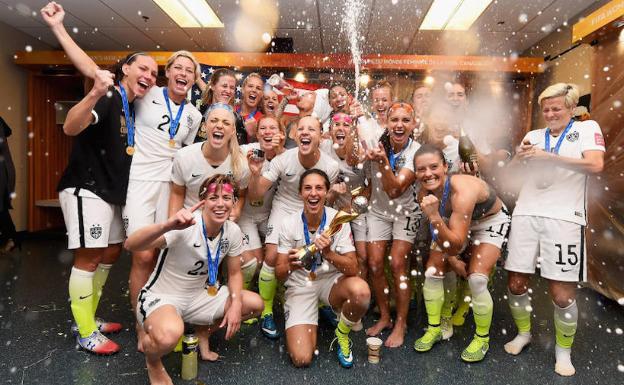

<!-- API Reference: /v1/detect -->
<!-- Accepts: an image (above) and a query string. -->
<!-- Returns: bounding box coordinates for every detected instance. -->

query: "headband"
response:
[331,113,353,124]
[124,52,148,65]
[200,182,235,197]
[204,102,234,120]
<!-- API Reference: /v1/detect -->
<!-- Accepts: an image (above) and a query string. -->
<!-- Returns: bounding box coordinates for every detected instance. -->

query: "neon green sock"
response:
[508,290,532,333]
[92,263,112,316]
[554,301,578,349]
[441,273,456,318]
[468,273,493,337]
[69,267,97,338]
[423,276,444,326]
[241,258,258,291]
[336,312,355,336]
[258,263,277,317]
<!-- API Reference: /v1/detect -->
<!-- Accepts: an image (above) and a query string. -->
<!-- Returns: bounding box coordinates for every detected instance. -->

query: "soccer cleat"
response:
[461,334,490,362]
[452,302,470,326]
[319,305,338,328]
[71,318,122,336]
[76,330,120,355]
[260,314,280,340]
[331,329,354,368]
[441,317,453,340]
[414,327,442,352]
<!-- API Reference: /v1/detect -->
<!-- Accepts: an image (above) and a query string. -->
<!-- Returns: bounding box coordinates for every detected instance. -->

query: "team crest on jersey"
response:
[122,217,129,231]
[266,224,273,236]
[395,156,406,170]
[187,115,194,128]
[566,131,579,142]
[90,224,102,239]
[242,234,250,246]
[220,239,230,253]
[226,171,234,178]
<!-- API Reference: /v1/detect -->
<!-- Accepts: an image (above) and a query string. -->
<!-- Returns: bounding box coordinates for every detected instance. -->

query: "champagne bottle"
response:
[181,326,198,380]
[458,127,478,172]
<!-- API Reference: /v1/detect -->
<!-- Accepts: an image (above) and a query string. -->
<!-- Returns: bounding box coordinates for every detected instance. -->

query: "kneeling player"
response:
[276,169,370,368]
[125,175,262,384]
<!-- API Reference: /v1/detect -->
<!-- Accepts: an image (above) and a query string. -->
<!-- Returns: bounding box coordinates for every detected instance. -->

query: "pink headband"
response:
[332,114,353,124]
[206,183,234,194]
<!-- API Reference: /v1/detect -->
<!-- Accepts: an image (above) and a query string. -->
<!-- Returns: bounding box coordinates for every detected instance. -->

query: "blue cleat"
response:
[261,314,280,339]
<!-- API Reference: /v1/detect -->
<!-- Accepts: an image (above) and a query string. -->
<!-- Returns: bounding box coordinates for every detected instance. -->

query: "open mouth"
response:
[212,131,224,143]
[423,177,438,188]
[262,135,273,144]
[392,128,406,139]
[175,78,188,88]
[335,132,346,144]
[307,198,321,209]
[137,80,150,92]
[266,102,275,111]
[248,94,258,103]
[300,138,311,146]
[213,209,227,219]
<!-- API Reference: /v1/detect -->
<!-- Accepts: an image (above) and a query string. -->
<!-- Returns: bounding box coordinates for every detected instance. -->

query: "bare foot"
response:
[366,317,393,337]
[146,358,173,385]
[384,323,406,348]
[136,324,146,353]
[198,334,219,362]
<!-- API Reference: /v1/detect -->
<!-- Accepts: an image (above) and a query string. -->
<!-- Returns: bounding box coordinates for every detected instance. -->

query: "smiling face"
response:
[387,106,415,148]
[203,183,235,226]
[300,173,328,216]
[414,151,448,192]
[204,108,235,150]
[122,55,158,99]
[446,83,467,111]
[257,116,281,152]
[372,87,392,119]
[330,113,352,149]
[296,92,316,114]
[412,86,431,116]
[296,116,321,156]
[243,76,264,109]
[212,75,236,104]
[329,86,349,113]
[165,56,196,97]
[262,89,279,115]
[541,96,574,133]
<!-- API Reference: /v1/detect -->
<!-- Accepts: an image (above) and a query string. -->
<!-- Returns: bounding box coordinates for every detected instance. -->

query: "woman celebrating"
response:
[412,144,510,362]
[195,68,238,142]
[41,1,158,354]
[235,73,265,143]
[276,169,370,368]
[504,83,605,376]
[125,174,263,385]
[365,102,424,348]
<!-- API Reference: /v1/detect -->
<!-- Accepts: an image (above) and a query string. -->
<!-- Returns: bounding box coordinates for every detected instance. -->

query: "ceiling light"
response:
[419,0,492,31]
[294,72,306,83]
[424,76,435,85]
[153,0,224,28]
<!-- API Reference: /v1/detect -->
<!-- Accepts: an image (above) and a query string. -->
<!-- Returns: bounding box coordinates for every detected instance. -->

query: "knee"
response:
[551,292,575,308]
[508,277,529,296]
[290,350,313,368]
[146,322,183,349]
[243,291,264,316]
[348,279,371,306]
[367,255,384,276]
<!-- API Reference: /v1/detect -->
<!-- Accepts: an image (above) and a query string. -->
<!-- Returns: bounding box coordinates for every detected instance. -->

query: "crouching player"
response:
[275,169,370,368]
[125,174,262,384]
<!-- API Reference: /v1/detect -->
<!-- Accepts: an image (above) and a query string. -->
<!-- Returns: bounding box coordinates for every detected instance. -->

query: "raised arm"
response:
[41,2,99,78]
[246,152,275,200]
[63,69,114,136]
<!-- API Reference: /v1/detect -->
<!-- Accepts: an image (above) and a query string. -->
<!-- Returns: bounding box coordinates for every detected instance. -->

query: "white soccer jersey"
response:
[368,139,421,217]
[513,119,605,226]
[146,213,244,293]
[240,143,276,218]
[277,206,356,286]
[320,139,367,209]
[131,86,202,181]
[171,142,250,209]
[262,147,340,213]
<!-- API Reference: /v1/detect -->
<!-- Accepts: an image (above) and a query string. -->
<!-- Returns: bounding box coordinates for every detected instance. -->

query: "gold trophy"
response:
[296,189,369,274]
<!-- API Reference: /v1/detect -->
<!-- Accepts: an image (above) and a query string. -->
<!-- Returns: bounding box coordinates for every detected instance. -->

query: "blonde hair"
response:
[538,83,579,108]
[165,50,200,81]
[372,80,394,99]
[242,72,264,88]
[203,106,245,181]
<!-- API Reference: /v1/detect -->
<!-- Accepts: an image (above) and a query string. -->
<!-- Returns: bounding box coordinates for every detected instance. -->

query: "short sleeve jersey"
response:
[513,120,606,226]
[146,214,244,293]
[262,147,340,213]
[131,86,202,182]
[240,143,276,218]
[369,139,421,217]
[171,142,250,208]
[57,90,132,205]
[277,207,355,286]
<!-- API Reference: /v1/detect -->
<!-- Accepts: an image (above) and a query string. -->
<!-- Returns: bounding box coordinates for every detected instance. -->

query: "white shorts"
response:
[238,212,269,251]
[122,180,170,236]
[469,207,511,249]
[265,205,294,245]
[283,272,342,329]
[350,214,367,243]
[137,285,230,326]
[505,216,587,282]
[366,210,424,243]
[59,188,124,249]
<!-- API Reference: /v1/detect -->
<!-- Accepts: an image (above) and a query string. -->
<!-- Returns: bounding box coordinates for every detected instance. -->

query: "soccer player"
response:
[504,83,605,376]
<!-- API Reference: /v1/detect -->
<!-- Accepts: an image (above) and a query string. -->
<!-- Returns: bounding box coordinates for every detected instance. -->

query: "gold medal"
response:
[169,138,176,148]
[126,146,135,156]
[309,271,316,281]
[207,285,218,296]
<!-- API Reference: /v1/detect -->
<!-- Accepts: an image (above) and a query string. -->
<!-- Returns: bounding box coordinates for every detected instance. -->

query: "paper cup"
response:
[366,337,383,364]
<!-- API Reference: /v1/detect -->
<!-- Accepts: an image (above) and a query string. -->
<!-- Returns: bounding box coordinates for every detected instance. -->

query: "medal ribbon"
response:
[163,88,186,144]
[201,217,223,288]
[545,119,574,154]
[118,82,135,150]
[430,176,451,243]
[302,209,327,273]
[389,138,411,171]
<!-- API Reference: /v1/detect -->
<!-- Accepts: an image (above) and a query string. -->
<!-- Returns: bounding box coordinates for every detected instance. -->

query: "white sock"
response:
[504,331,532,355]
[555,345,575,376]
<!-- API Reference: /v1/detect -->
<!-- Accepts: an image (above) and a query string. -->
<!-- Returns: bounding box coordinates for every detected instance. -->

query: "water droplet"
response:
[399,282,407,290]
[72,27,79,34]
[25,45,32,52]
[518,13,528,23]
